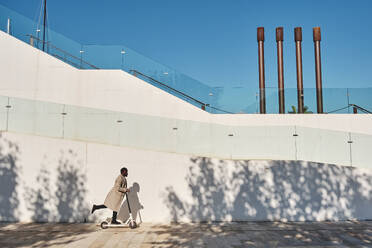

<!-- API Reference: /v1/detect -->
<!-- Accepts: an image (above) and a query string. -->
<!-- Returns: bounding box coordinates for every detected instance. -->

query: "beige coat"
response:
[104,175,128,211]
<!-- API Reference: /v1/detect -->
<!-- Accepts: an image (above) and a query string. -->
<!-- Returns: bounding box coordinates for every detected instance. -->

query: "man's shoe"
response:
[111,220,121,225]
[91,205,96,214]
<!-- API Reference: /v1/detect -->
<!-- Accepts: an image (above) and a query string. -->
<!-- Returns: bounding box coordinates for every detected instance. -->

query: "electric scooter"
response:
[100,192,137,229]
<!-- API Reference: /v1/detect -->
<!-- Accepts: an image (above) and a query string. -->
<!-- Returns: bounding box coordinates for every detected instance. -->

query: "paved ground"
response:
[0,221,371,247]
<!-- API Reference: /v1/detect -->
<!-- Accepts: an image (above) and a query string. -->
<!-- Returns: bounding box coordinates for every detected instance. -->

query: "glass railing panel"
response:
[203,87,224,114]
[348,88,372,113]
[47,30,82,64]
[0,4,84,69]
[7,97,63,138]
[302,88,317,114]
[230,126,295,160]
[63,105,120,145]
[81,44,215,108]
[296,126,350,166]
[284,88,298,114]
[207,86,257,114]
[0,96,9,131]
[27,28,85,69]
[0,5,35,43]
[172,72,214,105]
[82,45,122,70]
[0,6,8,33]
[133,72,205,110]
[350,133,372,169]
[283,88,349,114]
[323,88,348,113]
[82,44,172,74]
[265,87,279,114]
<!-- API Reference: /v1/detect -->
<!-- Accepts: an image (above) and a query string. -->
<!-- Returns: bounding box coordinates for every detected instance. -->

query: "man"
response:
[91,167,130,224]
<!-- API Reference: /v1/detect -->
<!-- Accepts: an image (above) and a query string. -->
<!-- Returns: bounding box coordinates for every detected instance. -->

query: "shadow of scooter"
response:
[117,182,144,225]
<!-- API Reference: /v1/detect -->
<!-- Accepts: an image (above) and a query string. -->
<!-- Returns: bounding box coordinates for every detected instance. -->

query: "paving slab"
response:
[0,221,371,247]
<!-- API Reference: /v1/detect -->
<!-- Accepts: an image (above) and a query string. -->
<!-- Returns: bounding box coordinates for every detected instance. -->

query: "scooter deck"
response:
[103,224,127,228]
[99,220,138,229]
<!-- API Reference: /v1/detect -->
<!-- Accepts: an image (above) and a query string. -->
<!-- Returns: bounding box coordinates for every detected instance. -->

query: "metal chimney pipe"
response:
[313,27,323,113]
[276,27,285,114]
[257,27,266,114]
[294,27,304,113]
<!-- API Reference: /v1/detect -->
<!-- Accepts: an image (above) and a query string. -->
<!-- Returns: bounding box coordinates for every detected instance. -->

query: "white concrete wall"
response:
[0,131,371,223]
[0,31,371,135]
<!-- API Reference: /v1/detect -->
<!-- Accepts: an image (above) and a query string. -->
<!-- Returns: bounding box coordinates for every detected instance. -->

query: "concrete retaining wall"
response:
[1,131,371,223]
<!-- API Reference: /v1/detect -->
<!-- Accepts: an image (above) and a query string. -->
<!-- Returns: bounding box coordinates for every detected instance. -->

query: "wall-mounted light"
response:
[121,50,126,54]
[173,127,178,130]
[163,72,169,75]
[228,134,234,137]
[117,120,123,123]
[209,93,213,96]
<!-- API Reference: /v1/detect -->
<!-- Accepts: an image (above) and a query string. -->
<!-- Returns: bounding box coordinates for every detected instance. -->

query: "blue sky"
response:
[1,0,372,89]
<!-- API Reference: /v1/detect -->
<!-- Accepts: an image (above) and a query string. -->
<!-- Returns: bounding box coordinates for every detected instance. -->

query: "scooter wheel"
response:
[129,221,137,229]
[101,221,109,229]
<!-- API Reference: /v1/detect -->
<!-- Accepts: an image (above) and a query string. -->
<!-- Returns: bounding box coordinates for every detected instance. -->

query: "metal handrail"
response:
[129,70,234,114]
[327,104,372,114]
[130,69,206,106]
[26,34,99,69]
[349,104,372,114]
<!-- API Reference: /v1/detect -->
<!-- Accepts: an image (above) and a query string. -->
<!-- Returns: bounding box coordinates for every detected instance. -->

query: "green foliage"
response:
[288,105,313,114]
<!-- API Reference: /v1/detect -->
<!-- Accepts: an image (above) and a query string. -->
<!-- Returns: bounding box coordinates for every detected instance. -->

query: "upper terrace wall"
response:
[0,31,209,122]
[0,31,371,133]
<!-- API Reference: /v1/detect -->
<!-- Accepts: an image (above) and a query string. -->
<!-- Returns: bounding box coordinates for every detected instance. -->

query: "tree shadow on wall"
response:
[165,157,372,222]
[156,157,372,247]
[0,133,20,222]
[24,164,54,222]
[3,150,96,247]
[24,150,93,223]
[55,149,90,222]
[164,157,230,222]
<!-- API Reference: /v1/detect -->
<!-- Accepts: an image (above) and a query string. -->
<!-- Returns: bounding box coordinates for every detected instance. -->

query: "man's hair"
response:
[120,167,128,174]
